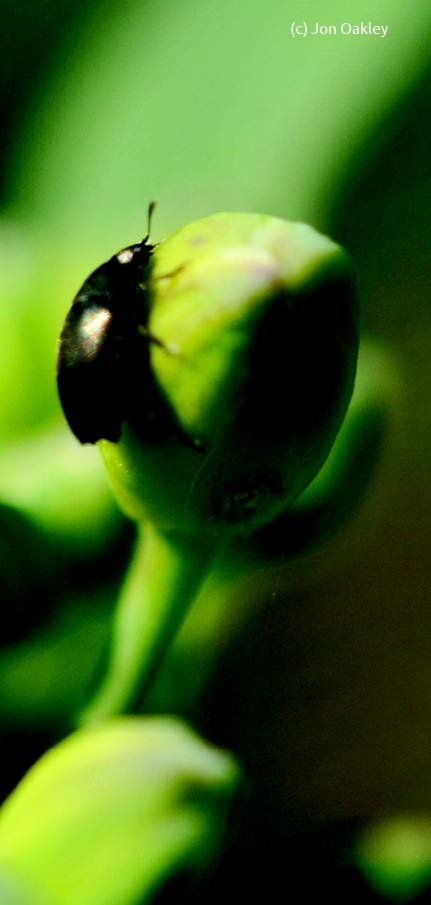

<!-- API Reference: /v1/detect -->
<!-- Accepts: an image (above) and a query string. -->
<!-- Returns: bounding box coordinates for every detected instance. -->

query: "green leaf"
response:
[7,0,431,248]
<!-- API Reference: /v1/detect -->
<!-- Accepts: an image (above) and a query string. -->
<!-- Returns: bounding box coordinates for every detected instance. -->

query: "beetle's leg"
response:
[153,262,187,282]
[137,326,180,359]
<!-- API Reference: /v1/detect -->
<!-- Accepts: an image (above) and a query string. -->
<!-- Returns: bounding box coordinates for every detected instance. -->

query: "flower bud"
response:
[354,816,431,902]
[101,213,358,537]
[0,718,240,905]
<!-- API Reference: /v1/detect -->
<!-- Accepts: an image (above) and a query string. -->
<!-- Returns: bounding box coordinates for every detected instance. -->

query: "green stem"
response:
[78,523,215,726]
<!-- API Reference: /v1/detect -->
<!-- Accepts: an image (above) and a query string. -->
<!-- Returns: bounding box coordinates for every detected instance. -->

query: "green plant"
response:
[56,211,359,725]
[0,718,240,905]
[2,2,428,897]
[0,209,379,903]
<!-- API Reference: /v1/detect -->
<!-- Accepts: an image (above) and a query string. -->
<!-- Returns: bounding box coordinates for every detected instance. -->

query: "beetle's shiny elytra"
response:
[57,207,164,445]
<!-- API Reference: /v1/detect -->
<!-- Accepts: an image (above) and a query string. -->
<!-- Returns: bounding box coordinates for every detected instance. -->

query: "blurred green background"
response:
[1,0,431,900]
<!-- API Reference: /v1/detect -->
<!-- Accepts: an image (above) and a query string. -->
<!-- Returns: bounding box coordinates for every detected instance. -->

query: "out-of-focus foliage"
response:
[6,0,430,244]
[0,718,240,905]
[355,817,431,902]
[0,0,431,901]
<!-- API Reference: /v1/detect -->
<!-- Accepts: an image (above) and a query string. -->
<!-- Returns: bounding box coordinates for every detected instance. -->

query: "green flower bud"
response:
[101,213,358,537]
[354,816,431,902]
[0,718,240,905]
[60,212,359,723]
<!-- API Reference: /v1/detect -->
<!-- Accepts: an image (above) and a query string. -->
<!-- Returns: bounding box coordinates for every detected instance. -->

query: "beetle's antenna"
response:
[143,201,156,243]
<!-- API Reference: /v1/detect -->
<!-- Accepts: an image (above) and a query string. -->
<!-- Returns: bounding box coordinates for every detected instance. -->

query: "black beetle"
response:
[56,204,171,445]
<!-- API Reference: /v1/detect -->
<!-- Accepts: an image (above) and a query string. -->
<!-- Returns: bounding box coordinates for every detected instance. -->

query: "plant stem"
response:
[78,523,215,726]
